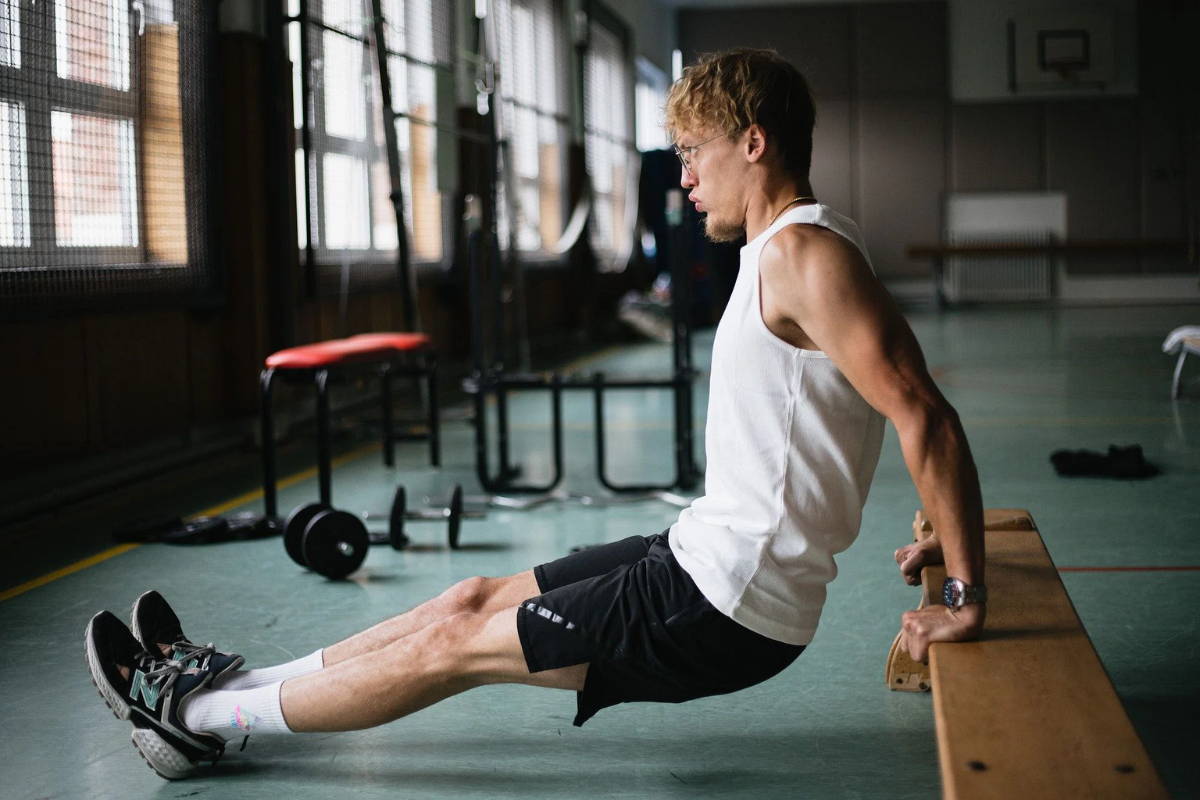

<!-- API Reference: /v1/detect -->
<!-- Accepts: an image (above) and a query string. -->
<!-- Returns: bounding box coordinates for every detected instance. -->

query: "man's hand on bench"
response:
[894,537,943,585]
[899,602,985,663]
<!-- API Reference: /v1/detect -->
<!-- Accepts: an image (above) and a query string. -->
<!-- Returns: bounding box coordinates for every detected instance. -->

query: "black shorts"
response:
[516,532,805,727]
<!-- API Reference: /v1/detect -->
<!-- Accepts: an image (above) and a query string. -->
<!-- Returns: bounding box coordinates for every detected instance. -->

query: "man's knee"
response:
[439,572,538,615]
[440,576,490,614]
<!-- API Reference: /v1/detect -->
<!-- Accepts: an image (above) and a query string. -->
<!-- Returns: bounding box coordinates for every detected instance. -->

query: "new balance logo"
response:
[129,670,161,711]
[171,647,204,671]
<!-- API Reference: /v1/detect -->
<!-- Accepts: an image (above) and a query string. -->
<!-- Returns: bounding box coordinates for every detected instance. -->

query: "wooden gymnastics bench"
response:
[885,508,1167,799]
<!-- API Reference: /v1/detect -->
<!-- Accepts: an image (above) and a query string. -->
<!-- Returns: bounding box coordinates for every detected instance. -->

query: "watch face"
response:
[942,578,962,608]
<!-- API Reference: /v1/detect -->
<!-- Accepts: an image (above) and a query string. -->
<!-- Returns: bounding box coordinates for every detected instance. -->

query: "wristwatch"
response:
[942,577,987,609]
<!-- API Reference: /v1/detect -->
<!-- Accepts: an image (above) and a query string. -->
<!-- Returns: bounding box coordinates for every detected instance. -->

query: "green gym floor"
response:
[3,303,1199,799]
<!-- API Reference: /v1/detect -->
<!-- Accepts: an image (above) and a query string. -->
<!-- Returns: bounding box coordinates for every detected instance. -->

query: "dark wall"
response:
[0,31,610,493]
[678,1,1195,280]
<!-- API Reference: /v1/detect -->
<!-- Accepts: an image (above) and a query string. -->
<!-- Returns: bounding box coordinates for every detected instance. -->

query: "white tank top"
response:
[668,203,886,646]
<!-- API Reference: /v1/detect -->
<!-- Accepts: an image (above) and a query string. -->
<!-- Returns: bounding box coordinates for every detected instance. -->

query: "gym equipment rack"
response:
[462,198,702,497]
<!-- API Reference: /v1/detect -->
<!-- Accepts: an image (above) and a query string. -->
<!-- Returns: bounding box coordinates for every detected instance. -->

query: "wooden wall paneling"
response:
[82,311,190,449]
[294,303,317,345]
[951,103,1043,192]
[0,319,90,473]
[340,292,365,337]
[857,97,947,279]
[365,290,391,333]
[220,34,274,415]
[1044,101,1140,274]
[412,282,438,346]
[318,299,341,341]
[186,314,228,426]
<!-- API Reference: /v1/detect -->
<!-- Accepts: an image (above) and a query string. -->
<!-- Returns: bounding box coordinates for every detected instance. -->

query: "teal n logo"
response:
[171,647,201,671]
[129,670,161,710]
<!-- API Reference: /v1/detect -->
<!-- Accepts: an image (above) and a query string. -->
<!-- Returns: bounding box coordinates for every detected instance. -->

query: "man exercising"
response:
[85,48,985,780]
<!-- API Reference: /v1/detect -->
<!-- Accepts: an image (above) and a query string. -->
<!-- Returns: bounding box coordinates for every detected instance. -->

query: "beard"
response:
[703,213,744,243]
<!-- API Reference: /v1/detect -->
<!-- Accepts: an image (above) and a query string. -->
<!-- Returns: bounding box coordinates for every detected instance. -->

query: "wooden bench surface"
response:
[889,509,1167,799]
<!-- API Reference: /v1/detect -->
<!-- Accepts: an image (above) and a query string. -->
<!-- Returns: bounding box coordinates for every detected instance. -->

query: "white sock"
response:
[180,681,292,741]
[214,649,324,690]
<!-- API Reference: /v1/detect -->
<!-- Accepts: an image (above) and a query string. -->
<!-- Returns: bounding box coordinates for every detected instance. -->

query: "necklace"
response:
[768,195,817,227]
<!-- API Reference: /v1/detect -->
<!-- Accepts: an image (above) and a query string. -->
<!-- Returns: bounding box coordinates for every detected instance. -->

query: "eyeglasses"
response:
[672,133,724,174]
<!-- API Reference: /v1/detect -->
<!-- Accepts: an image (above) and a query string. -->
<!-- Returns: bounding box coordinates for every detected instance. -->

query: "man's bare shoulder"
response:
[760,223,871,289]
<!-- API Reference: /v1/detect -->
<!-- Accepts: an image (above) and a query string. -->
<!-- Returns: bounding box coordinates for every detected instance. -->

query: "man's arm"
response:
[760,228,985,662]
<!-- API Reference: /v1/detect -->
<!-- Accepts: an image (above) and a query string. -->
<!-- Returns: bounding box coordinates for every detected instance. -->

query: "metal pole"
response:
[367,0,419,331]
[381,364,394,467]
[315,368,332,505]
[260,369,278,517]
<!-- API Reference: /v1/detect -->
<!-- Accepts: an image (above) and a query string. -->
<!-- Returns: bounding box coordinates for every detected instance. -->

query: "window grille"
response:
[493,0,567,255]
[583,7,633,260]
[0,0,219,309]
[635,56,668,153]
[287,0,454,278]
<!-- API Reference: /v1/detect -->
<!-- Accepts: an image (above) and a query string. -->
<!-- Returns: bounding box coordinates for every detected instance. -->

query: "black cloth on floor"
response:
[114,513,279,544]
[1050,444,1160,479]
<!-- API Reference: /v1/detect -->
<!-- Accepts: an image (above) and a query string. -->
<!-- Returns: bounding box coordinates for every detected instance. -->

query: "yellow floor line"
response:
[0,544,141,603]
[0,442,380,604]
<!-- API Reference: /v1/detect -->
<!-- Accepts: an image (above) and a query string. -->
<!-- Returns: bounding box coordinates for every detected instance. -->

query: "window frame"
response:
[0,0,222,313]
[288,0,456,292]
[493,0,571,262]
[582,0,636,264]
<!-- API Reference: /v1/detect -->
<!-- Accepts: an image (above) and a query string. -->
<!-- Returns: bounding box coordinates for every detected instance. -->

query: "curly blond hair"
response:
[665,48,816,179]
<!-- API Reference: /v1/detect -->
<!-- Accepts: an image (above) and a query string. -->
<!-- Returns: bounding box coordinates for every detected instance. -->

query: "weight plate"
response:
[389,485,410,550]
[283,503,328,568]
[447,484,464,550]
[302,510,368,580]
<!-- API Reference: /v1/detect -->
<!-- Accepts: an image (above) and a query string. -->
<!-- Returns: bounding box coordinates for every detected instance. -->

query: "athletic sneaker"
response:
[130,590,243,681]
[84,610,226,780]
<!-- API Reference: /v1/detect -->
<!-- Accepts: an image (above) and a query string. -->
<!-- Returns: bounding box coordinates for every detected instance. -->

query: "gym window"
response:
[635,56,669,153]
[494,0,568,256]
[288,0,455,281]
[0,0,219,309]
[583,4,634,267]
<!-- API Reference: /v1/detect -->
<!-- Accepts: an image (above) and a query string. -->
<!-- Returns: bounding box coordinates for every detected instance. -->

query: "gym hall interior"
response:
[1,1,1198,798]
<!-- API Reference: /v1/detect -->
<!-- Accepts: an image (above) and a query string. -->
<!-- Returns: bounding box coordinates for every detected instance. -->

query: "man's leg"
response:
[186,603,585,735]
[321,571,540,666]
[173,571,540,691]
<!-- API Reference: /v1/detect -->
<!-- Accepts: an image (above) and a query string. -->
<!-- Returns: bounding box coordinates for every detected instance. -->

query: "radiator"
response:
[943,231,1055,302]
